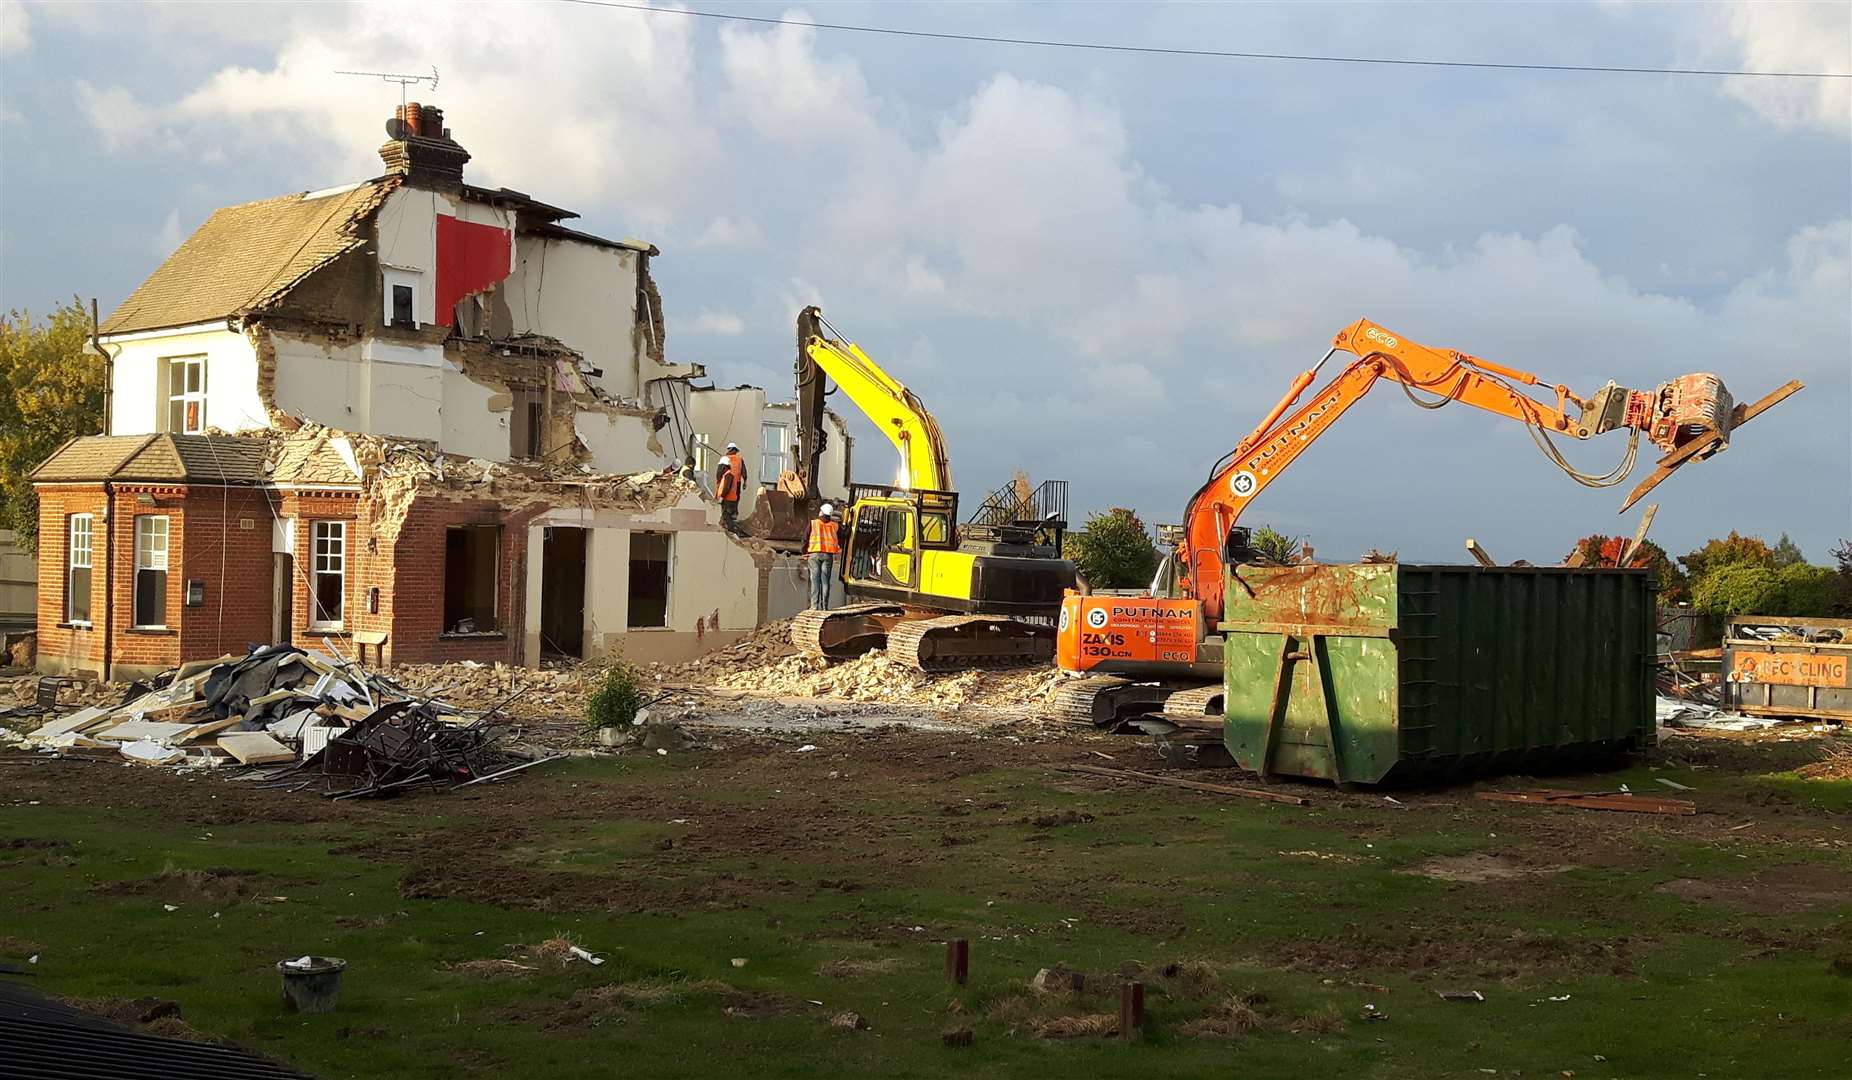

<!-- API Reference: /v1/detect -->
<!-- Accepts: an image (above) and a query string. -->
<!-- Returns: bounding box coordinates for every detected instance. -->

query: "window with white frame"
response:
[383,268,422,328]
[760,421,789,483]
[66,514,93,624]
[133,516,169,628]
[164,357,206,434]
[311,521,346,629]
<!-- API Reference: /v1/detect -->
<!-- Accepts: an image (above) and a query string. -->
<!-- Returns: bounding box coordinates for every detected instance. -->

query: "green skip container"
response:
[1221,563,1656,785]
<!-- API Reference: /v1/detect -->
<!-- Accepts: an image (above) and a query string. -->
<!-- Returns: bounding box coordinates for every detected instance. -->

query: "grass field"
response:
[3,726,1850,1078]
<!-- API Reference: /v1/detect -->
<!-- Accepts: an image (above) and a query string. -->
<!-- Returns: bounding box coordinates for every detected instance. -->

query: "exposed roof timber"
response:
[528,221,658,255]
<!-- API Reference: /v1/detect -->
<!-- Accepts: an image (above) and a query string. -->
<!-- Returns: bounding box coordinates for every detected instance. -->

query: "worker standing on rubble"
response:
[806,502,840,610]
[716,441,746,532]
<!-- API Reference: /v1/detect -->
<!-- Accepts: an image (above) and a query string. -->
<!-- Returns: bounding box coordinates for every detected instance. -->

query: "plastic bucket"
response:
[277,956,347,1013]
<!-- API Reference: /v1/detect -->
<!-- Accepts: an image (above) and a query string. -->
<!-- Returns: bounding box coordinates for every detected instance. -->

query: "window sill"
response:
[58,622,95,631]
[438,631,505,641]
[126,627,175,636]
[624,626,672,633]
[308,627,348,637]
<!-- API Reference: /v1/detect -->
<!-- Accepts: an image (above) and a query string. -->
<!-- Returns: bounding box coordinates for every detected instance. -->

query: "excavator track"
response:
[886,614,1056,672]
[1161,682,1225,719]
[791,603,909,662]
[1051,676,1175,728]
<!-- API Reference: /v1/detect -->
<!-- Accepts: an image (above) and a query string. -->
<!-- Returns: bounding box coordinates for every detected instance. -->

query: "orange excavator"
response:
[1053,317,1802,724]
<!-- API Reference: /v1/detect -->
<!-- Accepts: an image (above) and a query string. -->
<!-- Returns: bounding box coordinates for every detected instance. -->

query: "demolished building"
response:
[33,102,849,682]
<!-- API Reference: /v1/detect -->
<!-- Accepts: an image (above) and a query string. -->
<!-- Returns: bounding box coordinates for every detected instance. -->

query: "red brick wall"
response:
[280,489,377,657]
[379,496,539,665]
[34,485,108,676]
[36,480,552,676]
[176,487,276,659]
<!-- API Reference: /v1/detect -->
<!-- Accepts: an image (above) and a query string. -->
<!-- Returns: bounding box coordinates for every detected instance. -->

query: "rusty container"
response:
[1222,563,1656,784]
[1722,615,1851,721]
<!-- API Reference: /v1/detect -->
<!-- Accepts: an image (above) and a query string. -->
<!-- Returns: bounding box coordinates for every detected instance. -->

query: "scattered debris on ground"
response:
[7,646,553,797]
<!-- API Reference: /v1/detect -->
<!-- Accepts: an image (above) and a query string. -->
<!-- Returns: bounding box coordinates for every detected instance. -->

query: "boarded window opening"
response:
[627,531,671,629]
[444,525,500,633]
[133,516,168,628]
[66,514,93,623]
[311,521,345,629]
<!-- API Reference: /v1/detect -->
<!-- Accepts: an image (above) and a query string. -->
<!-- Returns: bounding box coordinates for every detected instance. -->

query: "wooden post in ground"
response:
[944,938,968,985]
[1119,981,1145,1040]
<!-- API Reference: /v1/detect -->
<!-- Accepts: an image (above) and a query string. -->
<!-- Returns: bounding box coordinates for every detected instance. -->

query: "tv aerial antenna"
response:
[334,66,440,130]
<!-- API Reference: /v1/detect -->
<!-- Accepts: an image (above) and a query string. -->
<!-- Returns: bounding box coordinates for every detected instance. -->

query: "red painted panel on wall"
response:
[434,214,512,326]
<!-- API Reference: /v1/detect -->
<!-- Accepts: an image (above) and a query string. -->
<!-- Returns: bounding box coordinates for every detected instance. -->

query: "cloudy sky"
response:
[2,1,1847,563]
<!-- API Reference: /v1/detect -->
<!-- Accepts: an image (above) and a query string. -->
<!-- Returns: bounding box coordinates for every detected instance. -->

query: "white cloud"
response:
[686,310,745,335]
[75,81,174,153]
[73,1,724,223]
[693,216,765,249]
[0,1,28,56]
[1717,1,1851,135]
[154,208,183,257]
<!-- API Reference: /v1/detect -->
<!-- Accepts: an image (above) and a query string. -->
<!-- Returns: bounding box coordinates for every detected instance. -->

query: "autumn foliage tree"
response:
[1565,535,1687,601]
[1,299,106,550]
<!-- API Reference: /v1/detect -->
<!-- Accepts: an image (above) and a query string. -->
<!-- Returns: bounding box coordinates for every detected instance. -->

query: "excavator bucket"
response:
[1620,379,1803,512]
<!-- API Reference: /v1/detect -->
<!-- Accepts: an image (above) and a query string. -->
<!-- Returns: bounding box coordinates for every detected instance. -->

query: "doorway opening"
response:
[540,526,587,658]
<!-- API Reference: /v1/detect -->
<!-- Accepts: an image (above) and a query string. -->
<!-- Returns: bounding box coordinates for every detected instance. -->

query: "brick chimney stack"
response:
[379,101,470,185]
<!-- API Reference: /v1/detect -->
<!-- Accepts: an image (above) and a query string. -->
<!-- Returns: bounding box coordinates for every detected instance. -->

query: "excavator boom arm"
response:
[799,307,952,492]
[1179,318,1786,619]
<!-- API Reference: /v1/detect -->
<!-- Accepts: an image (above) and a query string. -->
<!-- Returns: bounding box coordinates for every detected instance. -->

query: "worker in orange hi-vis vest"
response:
[714,441,747,532]
[805,502,841,610]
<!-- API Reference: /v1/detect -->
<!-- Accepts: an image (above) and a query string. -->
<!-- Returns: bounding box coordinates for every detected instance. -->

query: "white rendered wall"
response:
[507,235,642,399]
[103,325,267,435]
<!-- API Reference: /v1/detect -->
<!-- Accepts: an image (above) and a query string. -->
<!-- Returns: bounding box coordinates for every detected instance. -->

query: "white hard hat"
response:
[819,502,835,516]
[725,441,739,451]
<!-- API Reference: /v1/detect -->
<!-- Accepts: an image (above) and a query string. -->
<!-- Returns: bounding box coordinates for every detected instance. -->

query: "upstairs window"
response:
[133,516,169,628]
[164,357,206,434]
[311,521,346,629]
[383,268,422,328]
[66,514,93,624]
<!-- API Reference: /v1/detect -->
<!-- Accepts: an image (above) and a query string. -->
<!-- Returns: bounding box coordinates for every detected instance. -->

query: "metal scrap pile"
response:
[7,645,552,797]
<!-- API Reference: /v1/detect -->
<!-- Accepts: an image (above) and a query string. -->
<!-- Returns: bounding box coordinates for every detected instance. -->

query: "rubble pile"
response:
[661,620,801,681]
[7,647,549,795]
[385,661,587,717]
[709,649,1064,713]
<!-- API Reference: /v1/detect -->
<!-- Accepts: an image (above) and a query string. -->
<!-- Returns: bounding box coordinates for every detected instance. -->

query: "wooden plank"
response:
[28,706,111,739]
[1061,763,1309,806]
[1476,790,1694,816]
[1617,503,1658,567]
[94,720,199,745]
[215,732,298,765]
[1621,380,1803,512]
[1464,538,1498,567]
[180,716,243,743]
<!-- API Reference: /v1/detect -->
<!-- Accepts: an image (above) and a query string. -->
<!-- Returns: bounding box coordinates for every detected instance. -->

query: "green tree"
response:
[1064,507,1159,589]
[0,299,106,550]
[1771,533,1804,567]
[1833,539,1852,616]
[1248,525,1302,564]
[1679,531,1774,582]
[1692,560,1836,617]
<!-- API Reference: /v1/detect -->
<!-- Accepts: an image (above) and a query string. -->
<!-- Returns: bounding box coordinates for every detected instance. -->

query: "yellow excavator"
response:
[788,307,1078,671]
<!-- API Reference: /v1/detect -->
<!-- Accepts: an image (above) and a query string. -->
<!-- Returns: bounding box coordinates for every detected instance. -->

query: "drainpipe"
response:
[90,298,117,435]
[100,481,114,683]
